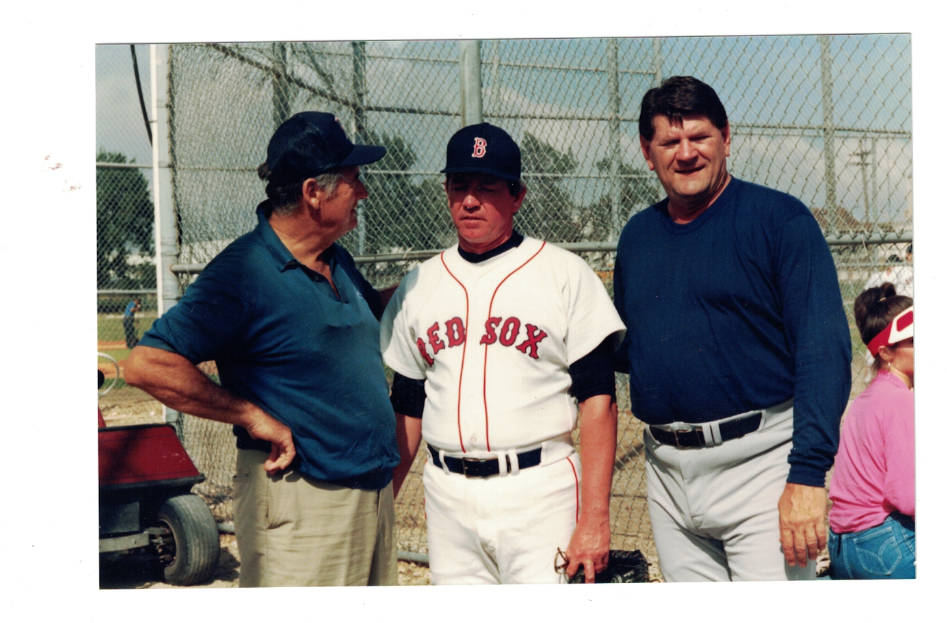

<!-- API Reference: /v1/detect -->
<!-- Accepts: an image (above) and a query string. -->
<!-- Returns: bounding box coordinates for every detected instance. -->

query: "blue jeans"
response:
[829,512,915,579]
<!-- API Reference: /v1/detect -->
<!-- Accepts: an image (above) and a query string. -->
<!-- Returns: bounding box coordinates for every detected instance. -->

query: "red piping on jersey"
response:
[481,241,547,451]
[440,251,471,453]
[566,456,579,523]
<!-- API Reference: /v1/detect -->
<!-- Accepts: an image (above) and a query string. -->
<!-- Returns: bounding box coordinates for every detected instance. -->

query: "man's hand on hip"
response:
[243,411,296,475]
[778,482,827,567]
[125,347,297,476]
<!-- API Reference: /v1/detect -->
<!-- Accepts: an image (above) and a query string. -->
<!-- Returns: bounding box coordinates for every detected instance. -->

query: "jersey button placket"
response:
[469,284,491,452]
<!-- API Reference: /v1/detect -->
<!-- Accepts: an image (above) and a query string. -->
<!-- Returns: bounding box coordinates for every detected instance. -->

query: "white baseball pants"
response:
[422,449,580,584]
[644,401,816,582]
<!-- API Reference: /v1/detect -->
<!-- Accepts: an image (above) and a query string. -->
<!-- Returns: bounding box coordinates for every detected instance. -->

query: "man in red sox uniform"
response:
[380,123,625,584]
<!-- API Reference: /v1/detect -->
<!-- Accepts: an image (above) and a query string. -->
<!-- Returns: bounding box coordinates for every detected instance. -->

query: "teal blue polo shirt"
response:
[139,203,399,489]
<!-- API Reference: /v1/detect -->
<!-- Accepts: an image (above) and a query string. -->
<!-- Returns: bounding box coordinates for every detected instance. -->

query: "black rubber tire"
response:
[156,494,221,585]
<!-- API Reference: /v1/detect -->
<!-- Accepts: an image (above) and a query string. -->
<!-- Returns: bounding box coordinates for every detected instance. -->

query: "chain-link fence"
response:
[97,36,912,574]
[96,45,163,426]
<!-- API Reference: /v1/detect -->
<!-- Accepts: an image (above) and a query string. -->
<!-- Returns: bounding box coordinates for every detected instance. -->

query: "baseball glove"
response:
[556,548,650,584]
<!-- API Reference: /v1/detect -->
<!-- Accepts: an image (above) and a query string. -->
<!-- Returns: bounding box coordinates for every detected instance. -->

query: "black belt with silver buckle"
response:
[649,412,763,448]
[429,445,542,478]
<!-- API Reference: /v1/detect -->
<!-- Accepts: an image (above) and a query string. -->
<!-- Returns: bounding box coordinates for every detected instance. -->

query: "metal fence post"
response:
[608,38,621,239]
[151,44,182,429]
[353,41,368,254]
[653,38,663,86]
[459,40,483,127]
[856,138,870,220]
[820,35,837,212]
[871,137,878,223]
[272,42,292,129]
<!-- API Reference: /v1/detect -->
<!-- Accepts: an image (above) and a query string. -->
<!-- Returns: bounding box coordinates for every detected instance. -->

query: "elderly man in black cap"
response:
[125,112,401,587]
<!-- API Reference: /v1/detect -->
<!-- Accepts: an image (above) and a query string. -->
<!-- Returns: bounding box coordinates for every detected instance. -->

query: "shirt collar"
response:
[254,202,337,273]
[657,177,740,230]
[458,230,525,264]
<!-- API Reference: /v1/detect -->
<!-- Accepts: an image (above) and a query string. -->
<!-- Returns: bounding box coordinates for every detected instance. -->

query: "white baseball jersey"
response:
[380,236,625,454]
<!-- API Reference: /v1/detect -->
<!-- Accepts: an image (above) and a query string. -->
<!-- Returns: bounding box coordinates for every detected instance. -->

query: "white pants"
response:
[422,450,580,584]
[645,401,815,582]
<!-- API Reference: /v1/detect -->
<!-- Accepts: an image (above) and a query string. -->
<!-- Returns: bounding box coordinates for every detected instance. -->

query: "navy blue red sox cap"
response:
[265,112,387,187]
[441,122,521,181]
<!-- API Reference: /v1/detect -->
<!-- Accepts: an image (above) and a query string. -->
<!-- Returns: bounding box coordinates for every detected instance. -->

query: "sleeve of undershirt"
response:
[390,372,426,418]
[569,336,617,403]
[776,212,853,487]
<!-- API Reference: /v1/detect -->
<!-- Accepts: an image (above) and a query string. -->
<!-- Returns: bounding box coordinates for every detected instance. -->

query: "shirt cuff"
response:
[787,463,827,488]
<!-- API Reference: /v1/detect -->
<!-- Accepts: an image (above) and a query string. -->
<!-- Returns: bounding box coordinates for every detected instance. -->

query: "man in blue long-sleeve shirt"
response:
[613,76,851,581]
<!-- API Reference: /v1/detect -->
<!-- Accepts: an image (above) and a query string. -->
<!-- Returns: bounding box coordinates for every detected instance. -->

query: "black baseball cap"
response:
[265,112,387,187]
[441,122,521,181]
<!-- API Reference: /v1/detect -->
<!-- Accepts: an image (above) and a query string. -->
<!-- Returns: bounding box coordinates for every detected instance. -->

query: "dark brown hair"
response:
[639,76,729,142]
[853,282,913,370]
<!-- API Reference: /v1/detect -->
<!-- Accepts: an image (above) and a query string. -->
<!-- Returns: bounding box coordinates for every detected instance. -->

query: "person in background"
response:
[123,298,141,349]
[864,244,913,298]
[860,245,913,382]
[828,282,914,579]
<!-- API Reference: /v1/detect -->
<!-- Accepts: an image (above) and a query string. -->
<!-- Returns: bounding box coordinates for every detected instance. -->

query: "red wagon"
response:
[98,366,220,585]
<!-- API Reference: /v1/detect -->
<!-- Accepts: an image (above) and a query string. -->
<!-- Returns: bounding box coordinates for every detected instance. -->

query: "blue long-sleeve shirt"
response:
[613,178,851,487]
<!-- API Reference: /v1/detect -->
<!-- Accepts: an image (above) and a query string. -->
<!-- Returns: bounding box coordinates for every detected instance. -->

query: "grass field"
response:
[97,313,156,346]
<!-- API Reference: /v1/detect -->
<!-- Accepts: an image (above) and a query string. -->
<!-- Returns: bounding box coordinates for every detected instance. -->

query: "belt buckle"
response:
[460,456,491,478]
[671,429,687,448]
[671,429,700,448]
[665,423,704,448]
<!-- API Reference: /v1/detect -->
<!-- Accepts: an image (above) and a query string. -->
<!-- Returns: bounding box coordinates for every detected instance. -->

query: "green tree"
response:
[518,133,583,242]
[357,130,453,253]
[585,158,661,239]
[96,149,154,289]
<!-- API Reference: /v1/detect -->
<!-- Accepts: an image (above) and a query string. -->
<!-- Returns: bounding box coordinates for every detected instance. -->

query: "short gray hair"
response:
[258,163,346,216]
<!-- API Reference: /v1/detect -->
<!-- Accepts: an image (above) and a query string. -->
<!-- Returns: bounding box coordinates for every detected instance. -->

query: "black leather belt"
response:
[429,445,542,478]
[649,412,763,448]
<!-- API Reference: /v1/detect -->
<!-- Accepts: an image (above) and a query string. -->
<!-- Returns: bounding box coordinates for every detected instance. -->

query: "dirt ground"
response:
[97,375,831,588]
[99,533,433,588]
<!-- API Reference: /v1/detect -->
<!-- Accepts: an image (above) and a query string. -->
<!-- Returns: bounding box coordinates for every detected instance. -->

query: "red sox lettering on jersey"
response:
[381,236,625,455]
[415,317,548,365]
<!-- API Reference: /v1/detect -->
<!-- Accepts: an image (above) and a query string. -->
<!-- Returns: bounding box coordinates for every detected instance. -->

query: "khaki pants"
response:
[233,449,397,587]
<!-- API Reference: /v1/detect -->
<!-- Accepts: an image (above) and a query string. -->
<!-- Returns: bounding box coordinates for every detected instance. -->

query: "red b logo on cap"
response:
[472,137,487,158]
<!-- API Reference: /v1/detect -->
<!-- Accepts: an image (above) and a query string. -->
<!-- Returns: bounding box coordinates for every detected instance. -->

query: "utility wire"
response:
[130,45,153,146]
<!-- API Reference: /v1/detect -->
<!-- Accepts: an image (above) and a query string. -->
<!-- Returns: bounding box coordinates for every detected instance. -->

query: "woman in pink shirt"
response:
[828,282,914,579]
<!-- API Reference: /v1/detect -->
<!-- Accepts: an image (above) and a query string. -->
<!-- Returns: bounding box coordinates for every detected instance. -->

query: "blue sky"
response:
[96,44,153,166]
[97,36,912,225]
